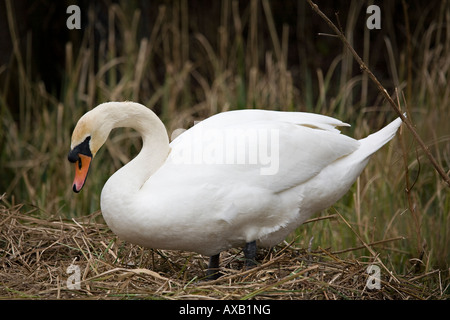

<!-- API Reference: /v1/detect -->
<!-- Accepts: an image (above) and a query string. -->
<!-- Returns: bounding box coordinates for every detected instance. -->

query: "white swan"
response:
[68,101,402,278]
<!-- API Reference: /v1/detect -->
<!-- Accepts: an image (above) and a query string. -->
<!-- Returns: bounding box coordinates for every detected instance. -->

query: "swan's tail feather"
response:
[356,116,403,161]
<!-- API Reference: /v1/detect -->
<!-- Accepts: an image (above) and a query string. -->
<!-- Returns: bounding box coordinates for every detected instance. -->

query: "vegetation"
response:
[0,0,448,299]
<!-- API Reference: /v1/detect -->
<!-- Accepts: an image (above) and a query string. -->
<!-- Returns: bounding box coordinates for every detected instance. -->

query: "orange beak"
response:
[72,154,92,193]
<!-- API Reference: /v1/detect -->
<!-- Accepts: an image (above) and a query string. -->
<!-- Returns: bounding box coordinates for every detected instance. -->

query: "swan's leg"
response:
[206,253,221,280]
[243,240,257,269]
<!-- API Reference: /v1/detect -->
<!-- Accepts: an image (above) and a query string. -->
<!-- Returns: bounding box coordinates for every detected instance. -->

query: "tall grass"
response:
[0,0,448,280]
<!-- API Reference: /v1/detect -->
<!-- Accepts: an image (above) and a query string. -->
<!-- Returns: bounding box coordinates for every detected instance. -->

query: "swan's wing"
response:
[140,110,361,251]
[168,109,360,193]
[170,109,350,136]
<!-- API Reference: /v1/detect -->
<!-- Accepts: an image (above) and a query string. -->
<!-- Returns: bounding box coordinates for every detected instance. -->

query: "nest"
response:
[0,197,446,300]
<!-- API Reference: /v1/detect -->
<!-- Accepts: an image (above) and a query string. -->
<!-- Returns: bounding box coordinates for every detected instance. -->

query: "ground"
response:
[0,199,445,300]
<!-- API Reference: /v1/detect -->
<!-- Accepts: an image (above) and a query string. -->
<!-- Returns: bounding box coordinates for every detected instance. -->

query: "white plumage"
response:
[69,102,402,260]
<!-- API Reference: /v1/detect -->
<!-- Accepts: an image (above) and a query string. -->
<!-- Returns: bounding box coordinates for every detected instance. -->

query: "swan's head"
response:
[68,108,111,193]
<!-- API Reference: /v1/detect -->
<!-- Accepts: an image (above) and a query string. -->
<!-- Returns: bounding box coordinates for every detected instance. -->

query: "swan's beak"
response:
[68,136,93,193]
[72,154,92,193]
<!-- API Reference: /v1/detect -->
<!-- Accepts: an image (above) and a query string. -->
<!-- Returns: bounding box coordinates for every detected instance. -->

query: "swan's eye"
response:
[68,136,92,163]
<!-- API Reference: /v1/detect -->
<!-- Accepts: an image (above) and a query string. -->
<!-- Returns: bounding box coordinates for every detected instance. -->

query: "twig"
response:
[332,236,405,254]
[397,89,423,256]
[304,214,337,224]
[306,0,450,187]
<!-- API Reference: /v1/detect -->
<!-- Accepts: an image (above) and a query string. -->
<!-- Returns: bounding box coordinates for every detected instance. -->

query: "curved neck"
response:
[98,102,170,193]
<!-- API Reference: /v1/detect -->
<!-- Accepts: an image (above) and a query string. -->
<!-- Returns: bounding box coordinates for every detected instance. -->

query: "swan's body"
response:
[69,102,401,274]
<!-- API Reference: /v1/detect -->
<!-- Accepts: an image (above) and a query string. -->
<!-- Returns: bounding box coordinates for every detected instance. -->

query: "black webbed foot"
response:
[204,241,258,281]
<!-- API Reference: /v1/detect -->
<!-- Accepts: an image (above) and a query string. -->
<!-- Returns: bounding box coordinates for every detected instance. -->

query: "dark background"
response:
[0,0,443,116]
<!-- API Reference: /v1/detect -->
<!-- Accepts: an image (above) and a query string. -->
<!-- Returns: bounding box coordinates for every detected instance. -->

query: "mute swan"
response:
[68,101,402,279]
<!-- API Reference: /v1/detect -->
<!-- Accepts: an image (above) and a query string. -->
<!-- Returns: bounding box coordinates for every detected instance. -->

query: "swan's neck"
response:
[99,102,170,197]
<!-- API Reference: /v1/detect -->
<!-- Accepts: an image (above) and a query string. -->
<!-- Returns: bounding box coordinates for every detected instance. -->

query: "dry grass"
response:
[1,195,446,300]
